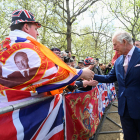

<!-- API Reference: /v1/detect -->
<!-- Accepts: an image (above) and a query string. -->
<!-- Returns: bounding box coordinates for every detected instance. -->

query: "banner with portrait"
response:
[0,35,81,103]
[64,83,116,140]
[64,87,100,140]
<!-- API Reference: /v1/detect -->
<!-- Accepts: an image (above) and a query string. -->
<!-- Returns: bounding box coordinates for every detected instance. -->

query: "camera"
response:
[65,51,71,58]
[64,56,70,63]
[108,64,111,67]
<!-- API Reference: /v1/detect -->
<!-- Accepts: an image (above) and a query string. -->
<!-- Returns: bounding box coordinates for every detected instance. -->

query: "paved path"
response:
[92,99,124,140]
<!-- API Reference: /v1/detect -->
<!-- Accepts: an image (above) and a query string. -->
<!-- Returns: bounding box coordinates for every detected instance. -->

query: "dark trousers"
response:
[120,103,140,140]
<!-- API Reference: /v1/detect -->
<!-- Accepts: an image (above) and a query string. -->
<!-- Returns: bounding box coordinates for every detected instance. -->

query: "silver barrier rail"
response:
[0,95,52,115]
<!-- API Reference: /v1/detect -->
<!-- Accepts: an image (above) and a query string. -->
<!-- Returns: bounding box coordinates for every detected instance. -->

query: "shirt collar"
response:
[20,69,29,77]
[127,46,135,56]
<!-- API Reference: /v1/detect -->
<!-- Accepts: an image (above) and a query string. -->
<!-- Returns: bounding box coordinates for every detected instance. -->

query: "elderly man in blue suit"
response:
[93,31,140,140]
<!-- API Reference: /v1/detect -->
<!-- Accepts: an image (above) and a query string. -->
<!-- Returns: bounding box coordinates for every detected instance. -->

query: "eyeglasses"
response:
[54,51,61,55]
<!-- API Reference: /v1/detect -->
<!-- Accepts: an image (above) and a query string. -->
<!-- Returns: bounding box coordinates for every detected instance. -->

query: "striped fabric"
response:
[0,94,64,140]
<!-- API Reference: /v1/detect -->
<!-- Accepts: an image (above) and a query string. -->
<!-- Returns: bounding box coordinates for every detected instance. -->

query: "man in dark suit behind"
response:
[93,31,140,140]
[92,58,103,75]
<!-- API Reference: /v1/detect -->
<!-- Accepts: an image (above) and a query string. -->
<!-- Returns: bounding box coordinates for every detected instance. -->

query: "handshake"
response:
[77,67,98,87]
[77,66,95,81]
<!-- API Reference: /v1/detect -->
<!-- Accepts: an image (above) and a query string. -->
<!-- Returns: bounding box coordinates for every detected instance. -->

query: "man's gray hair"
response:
[112,31,133,45]
[61,51,67,57]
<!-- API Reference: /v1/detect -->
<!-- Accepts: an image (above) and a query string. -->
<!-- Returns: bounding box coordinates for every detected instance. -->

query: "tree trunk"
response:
[66,0,71,52]
[66,23,71,52]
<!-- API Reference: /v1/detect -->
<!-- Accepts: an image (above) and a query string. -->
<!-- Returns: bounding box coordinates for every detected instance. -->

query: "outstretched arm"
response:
[77,67,94,81]
[93,66,117,83]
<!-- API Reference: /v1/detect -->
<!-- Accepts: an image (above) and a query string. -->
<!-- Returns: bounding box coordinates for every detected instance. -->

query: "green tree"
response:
[104,0,140,40]
[50,0,99,52]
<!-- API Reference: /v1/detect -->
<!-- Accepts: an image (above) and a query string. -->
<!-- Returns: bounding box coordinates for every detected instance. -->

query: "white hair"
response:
[61,51,67,57]
[112,30,133,45]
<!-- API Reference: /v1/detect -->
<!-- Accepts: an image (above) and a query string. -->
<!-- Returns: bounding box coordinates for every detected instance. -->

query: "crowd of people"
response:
[51,47,114,75]
[0,9,140,140]
[51,47,119,98]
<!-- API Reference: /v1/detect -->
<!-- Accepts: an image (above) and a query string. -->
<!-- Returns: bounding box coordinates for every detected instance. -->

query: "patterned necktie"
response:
[123,55,129,74]
[24,71,28,77]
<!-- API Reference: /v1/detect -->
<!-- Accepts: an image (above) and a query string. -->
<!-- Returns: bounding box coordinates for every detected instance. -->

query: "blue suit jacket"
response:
[94,47,140,119]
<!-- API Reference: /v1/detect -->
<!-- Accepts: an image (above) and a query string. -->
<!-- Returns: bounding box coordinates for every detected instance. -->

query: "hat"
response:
[11,9,41,28]
[96,58,99,61]
[84,57,95,65]
[78,60,84,63]
[51,47,61,52]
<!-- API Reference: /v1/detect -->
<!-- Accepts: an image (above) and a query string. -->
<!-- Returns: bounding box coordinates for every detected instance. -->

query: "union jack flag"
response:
[102,83,109,107]
[12,10,34,19]
[0,94,64,140]
[97,84,106,120]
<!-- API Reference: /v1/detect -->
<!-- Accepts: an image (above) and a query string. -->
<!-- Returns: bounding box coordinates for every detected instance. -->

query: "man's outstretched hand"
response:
[83,80,98,87]
[77,67,94,81]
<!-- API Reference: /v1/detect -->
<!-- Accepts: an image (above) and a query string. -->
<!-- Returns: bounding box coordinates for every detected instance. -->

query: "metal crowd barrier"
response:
[0,95,52,115]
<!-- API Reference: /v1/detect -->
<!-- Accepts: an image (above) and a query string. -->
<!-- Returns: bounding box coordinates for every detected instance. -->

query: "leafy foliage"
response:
[1,0,139,64]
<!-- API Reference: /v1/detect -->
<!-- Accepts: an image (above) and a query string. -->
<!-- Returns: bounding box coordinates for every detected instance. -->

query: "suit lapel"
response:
[126,47,140,76]
[118,55,125,77]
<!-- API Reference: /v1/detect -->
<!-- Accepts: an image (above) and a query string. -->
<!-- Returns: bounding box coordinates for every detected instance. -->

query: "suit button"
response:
[125,86,127,88]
